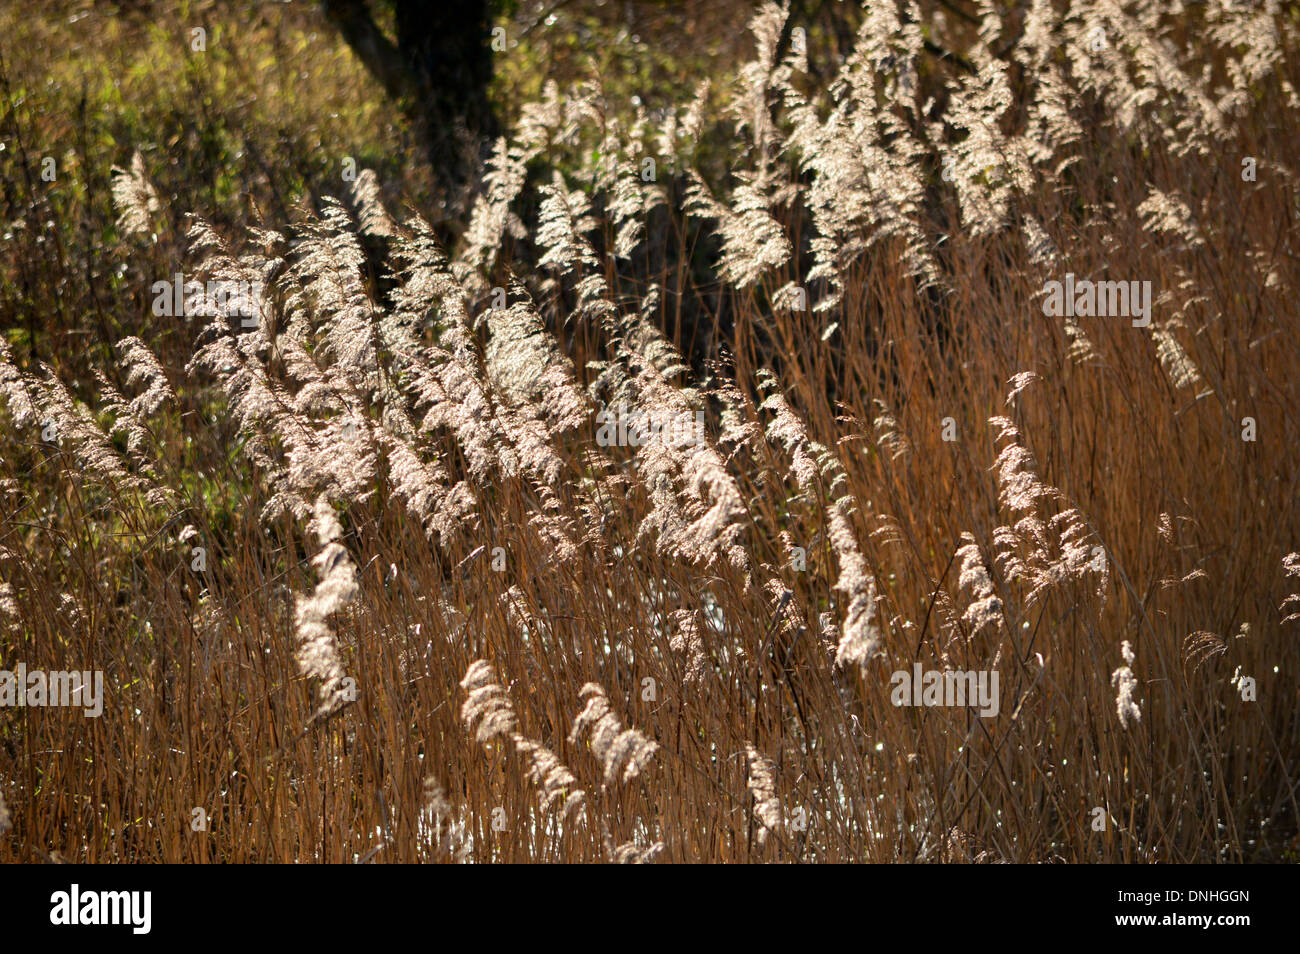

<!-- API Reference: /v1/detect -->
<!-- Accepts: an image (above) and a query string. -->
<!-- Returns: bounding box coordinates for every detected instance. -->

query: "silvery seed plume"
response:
[511,739,586,821]
[569,682,658,784]
[744,744,782,848]
[938,54,1033,238]
[282,340,380,505]
[763,390,822,488]
[514,78,586,153]
[459,660,586,818]
[95,371,162,473]
[871,401,913,463]
[283,198,378,379]
[733,2,789,158]
[422,777,470,863]
[684,172,791,290]
[186,330,309,520]
[711,373,762,454]
[0,582,18,631]
[40,371,176,509]
[606,837,664,864]
[1280,553,1300,625]
[667,609,708,685]
[382,433,477,548]
[294,496,357,722]
[527,485,583,564]
[346,168,398,239]
[1138,188,1204,248]
[536,173,599,275]
[459,659,519,743]
[531,174,619,329]
[759,371,848,494]
[828,497,883,669]
[783,5,937,296]
[1021,215,1060,268]
[0,339,41,428]
[485,292,588,434]
[1183,631,1227,673]
[1212,3,1282,119]
[115,337,174,419]
[989,416,1056,514]
[629,366,750,572]
[1014,0,1061,72]
[759,377,879,666]
[1153,326,1204,391]
[955,533,1004,636]
[109,150,160,239]
[184,218,280,337]
[382,235,525,483]
[608,143,667,260]
[1111,640,1142,729]
[459,137,533,274]
[988,403,1108,606]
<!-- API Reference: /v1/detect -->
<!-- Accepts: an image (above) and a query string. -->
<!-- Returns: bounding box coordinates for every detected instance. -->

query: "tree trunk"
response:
[321,0,498,188]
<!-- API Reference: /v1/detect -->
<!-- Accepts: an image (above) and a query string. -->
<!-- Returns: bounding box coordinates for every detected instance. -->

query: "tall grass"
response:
[1,0,1299,863]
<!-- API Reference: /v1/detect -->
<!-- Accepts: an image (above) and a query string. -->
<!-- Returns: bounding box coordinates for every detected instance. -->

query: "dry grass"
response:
[1,0,1299,863]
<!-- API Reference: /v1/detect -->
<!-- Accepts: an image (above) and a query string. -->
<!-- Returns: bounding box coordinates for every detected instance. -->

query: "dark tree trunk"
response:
[394,0,497,166]
[322,0,498,189]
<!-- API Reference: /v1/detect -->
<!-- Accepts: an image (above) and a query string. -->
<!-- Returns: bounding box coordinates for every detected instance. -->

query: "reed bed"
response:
[1,0,1298,862]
